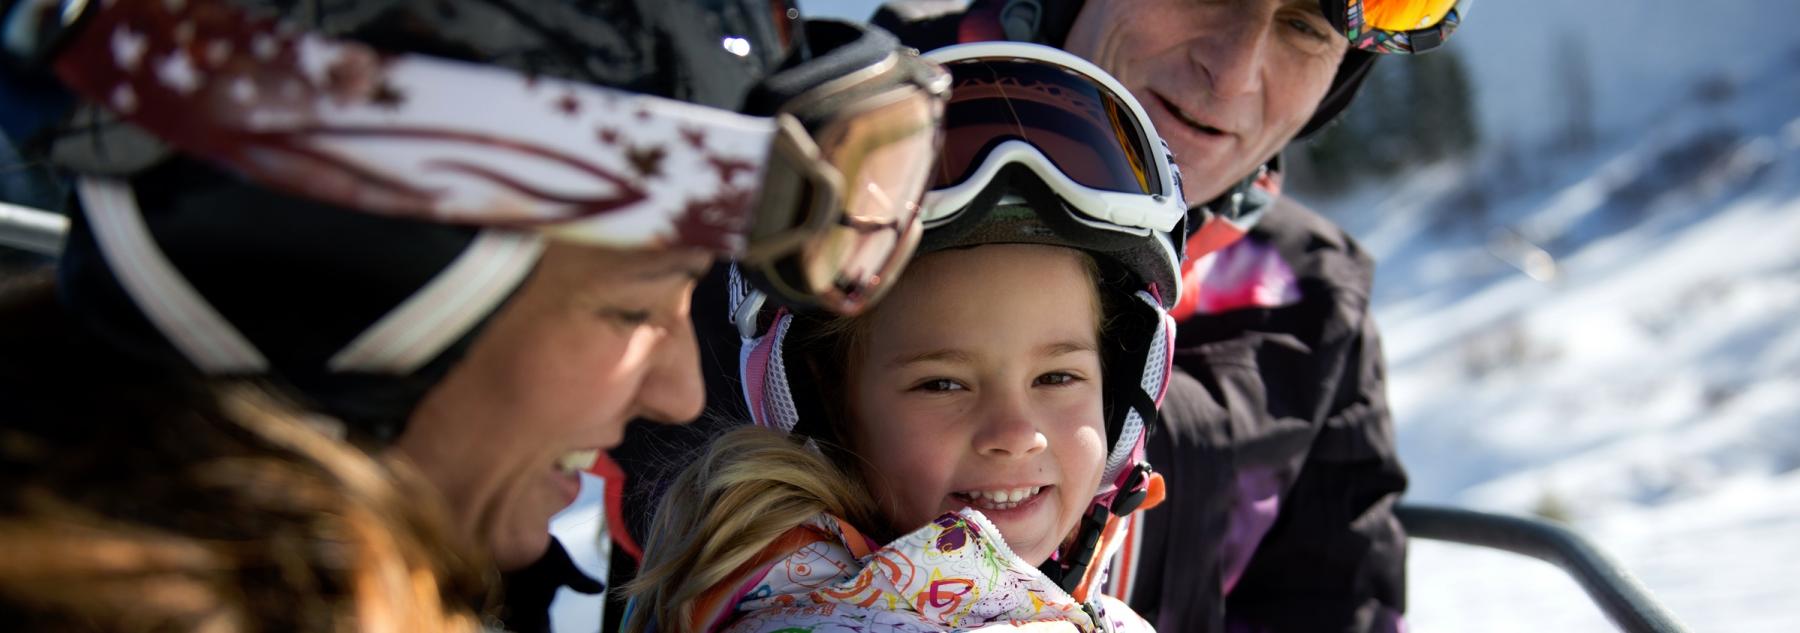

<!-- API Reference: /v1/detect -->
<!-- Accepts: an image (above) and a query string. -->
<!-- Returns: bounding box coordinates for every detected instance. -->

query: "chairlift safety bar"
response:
[1397,503,1692,633]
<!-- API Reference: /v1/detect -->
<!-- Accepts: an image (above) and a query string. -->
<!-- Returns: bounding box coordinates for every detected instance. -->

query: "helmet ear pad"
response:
[784,313,852,445]
[773,311,879,480]
[1093,266,1167,482]
[1097,267,1150,441]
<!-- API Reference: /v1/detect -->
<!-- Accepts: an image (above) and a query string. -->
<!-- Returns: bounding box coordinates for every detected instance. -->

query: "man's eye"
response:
[1287,17,1327,40]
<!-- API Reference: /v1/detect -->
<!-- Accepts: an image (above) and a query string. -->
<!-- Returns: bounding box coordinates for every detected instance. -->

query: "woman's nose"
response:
[634,320,705,425]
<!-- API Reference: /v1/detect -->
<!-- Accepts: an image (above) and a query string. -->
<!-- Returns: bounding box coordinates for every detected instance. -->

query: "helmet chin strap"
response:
[1193,164,1265,227]
[1040,379,1166,595]
[1040,460,1165,599]
[1183,158,1275,253]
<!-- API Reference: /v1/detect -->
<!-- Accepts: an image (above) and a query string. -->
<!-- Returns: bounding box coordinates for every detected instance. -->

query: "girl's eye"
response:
[1035,372,1081,387]
[914,379,966,393]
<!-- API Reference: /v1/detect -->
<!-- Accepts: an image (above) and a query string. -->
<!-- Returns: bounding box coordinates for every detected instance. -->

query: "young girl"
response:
[626,42,1189,633]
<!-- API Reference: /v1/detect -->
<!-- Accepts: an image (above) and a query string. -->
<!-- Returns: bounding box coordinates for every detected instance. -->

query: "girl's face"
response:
[848,244,1109,565]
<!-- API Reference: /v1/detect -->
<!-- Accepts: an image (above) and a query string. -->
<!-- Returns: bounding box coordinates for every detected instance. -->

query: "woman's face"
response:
[391,243,710,570]
[848,244,1108,565]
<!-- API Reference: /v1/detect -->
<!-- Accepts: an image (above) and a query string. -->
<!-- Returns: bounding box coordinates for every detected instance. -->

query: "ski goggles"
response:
[1321,0,1470,54]
[2,0,949,315]
[920,42,1186,237]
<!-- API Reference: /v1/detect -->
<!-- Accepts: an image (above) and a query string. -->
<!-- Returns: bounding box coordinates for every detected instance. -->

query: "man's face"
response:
[391,243,710,570]
[1064,0,1349,204]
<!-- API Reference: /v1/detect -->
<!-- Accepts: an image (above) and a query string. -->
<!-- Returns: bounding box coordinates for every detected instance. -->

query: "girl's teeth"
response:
[556,449,599,473]
[960,486,1044,509]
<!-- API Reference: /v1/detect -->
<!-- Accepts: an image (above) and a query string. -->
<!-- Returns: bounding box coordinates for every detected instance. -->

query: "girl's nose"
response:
[971,389,1048,458]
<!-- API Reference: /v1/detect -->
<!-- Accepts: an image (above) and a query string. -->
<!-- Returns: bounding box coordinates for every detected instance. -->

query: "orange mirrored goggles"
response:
[1321,0,1469,54]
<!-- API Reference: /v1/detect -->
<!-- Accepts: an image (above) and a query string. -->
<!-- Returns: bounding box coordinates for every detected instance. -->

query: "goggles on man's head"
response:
[1,0,948,315]
[1319,0,1470,54]
[920,42,1186,238]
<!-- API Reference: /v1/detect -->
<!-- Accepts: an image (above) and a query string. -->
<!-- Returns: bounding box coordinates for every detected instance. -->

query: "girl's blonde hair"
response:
[623,426,880,633]
[625,247,1111,632]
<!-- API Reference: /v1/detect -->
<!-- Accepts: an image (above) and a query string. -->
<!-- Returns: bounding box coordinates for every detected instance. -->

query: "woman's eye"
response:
[603,308,653,326]
[1035,372,1081,387]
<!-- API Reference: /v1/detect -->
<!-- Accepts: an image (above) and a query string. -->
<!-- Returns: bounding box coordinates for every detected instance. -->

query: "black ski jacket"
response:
[1120,197,1409,633]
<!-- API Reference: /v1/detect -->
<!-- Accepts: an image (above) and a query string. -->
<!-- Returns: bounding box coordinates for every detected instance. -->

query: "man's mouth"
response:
[1152,91,1226,136]
[953,486,1048,511]
[554,448,600,474]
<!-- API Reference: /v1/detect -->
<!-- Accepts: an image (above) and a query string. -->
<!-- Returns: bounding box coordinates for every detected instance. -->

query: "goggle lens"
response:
[1359,0,1459,32]
[932,59,1158,197]
[1336,0,1466,53]
[785,90,942,313]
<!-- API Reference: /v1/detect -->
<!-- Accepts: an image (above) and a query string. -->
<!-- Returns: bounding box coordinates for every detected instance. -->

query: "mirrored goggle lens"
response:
[1357,0,1459,32]
[786,91,941,313]
[932,59,1159,196]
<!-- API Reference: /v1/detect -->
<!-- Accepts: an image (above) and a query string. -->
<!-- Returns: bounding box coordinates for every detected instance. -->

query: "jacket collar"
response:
[734,508,1095,630]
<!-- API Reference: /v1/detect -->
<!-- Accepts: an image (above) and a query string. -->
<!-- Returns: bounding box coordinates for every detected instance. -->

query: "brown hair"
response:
[0,272,490,632]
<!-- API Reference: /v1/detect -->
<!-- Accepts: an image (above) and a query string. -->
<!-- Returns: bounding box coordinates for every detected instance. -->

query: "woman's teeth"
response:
[957,486,1044,510]
[555,449,599,474]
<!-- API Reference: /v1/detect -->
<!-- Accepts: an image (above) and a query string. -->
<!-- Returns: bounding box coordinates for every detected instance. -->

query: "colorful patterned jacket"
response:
[681,508,1152,633]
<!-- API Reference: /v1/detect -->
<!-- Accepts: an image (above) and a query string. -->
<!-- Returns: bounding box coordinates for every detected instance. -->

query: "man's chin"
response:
[1182,170,1254,207]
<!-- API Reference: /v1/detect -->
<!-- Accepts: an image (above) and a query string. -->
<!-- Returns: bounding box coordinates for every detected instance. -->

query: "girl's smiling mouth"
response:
[953,485,1051,512]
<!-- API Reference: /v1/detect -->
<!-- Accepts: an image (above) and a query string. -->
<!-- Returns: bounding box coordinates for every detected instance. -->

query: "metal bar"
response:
[0,200,67,256]
[1397,503,1691,633]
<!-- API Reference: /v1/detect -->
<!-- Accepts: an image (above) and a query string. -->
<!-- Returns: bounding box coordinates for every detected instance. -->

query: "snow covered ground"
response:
[1300,25,1800,633]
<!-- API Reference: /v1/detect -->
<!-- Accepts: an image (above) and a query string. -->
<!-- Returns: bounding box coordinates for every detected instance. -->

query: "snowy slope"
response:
[1300,33,1800,633]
